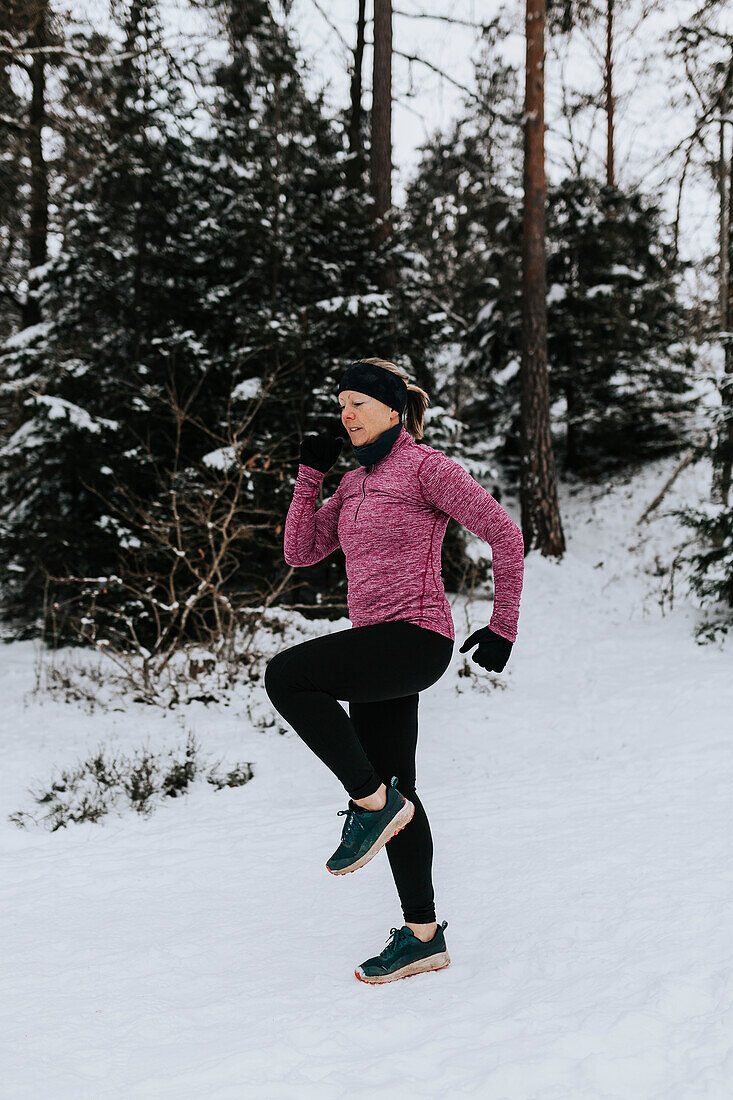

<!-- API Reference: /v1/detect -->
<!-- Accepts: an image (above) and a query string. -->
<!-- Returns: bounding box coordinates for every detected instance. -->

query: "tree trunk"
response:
[112,0,143,133]
[605,0,615,188]
[711,126,733,506]
[271,73,282,311]
[24,0,50,328]
[347,0,366,191]
[519,0,565,556]
[371,0,394,290]
[711,54,733,507]
[718,112,728,324]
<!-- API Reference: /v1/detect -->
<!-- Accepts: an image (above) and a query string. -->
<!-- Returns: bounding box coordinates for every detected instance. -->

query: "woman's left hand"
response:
[459,626,513,672]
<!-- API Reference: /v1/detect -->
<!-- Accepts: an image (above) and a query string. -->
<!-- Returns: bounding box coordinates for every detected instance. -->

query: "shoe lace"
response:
[337,806,364,846]
[381,926,412,960]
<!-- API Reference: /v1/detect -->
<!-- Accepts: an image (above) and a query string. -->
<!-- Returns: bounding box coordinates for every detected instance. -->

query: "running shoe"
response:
[355,921,451,984]
[326,775,414,876]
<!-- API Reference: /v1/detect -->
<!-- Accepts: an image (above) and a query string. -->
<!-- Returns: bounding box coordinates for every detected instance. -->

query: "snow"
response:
[477,301,497,324]
[495,358,521,386]
[1,321,53,349]
[0,417,46,456]
[610,265,644,280]
[1,452,732,1098]
[201,445,237,471]
[230,377,262,402]
[547,284,567,305]
[34,395,119,434]
[313,292,391,316]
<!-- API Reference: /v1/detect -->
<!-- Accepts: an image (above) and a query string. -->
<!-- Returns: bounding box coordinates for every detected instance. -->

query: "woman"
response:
[264,358,524,984]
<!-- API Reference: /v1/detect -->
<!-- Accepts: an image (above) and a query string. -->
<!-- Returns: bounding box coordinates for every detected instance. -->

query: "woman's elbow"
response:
[284,549,304,568]
[284,544,318,568]
[283,542,301,567]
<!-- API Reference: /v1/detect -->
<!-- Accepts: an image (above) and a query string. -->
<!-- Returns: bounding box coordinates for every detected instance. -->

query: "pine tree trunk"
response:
[0,4,24,325]
[347,0,367,191]
[113,0,144,131]
[25,0,49,328]
[271,75,282,310]
[371,0,394,294]
[711,55,733,507]
[520,0,565,556]
[708,55,730,506]
[605,0,615,188]
[718,115,728,324]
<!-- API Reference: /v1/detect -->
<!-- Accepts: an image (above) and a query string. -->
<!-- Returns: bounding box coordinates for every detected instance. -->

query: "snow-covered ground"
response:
[2,452,732,1099]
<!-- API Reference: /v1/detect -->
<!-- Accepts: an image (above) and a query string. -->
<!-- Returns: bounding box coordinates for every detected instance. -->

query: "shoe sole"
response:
[354,950,451,984]
[326,798,415,876]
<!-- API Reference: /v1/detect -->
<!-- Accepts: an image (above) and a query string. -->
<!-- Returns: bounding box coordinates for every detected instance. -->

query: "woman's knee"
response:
[263,649,296,701]
[264,646,320,702]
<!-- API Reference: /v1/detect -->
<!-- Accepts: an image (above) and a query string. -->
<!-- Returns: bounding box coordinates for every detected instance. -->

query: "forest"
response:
[2,0,731,688]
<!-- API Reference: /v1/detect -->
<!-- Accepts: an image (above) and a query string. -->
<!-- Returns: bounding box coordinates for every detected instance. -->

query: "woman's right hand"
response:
[299,433,344,474]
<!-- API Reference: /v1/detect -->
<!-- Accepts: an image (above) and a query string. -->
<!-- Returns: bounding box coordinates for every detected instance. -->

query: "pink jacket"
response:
[283,426,524,644]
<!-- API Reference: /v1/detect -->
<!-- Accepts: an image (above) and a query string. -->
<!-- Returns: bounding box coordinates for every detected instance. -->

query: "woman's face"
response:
[338,390,399,445]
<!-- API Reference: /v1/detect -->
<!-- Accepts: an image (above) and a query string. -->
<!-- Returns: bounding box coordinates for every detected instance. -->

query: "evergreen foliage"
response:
[544,177,699,476]
[673,397,733,636]
[404,140,699,478]
[0,0,449,641]
[675,496,733,637]
[0,0,210,639]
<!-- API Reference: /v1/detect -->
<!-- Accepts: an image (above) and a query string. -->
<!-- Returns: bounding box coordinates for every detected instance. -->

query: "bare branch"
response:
[393,8,493,30]
[0,280,24,309]
[393,49,480,104]
[295,2,483,105]
[637,447,707,524]
[0,44,149,63]
[305,0,352,54]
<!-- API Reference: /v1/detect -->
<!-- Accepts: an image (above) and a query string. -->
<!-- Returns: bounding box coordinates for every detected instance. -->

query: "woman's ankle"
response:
[406,921,438,942]
[353,783,387,811]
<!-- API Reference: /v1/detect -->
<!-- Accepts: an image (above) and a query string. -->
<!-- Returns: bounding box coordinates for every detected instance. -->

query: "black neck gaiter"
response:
[350,420,402,468]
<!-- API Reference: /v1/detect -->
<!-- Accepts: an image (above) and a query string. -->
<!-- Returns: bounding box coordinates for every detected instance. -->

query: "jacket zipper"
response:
[354,466,372,522]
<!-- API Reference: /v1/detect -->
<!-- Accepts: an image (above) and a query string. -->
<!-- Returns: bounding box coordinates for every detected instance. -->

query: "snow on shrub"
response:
[9,731,254,831]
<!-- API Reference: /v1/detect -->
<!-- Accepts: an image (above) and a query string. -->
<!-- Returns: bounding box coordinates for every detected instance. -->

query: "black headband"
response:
[337,361,408,416]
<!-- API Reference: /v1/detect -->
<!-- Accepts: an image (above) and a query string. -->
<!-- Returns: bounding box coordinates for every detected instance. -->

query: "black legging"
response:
[263,620,454,924]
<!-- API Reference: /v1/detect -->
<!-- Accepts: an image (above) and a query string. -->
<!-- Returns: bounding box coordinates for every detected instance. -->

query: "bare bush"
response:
[9,730,255,831]
[38,372,300,705]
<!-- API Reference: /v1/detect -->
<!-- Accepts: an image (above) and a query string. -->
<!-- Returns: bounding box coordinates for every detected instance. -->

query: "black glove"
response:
[459,626,513,672]
[299,433,344,474]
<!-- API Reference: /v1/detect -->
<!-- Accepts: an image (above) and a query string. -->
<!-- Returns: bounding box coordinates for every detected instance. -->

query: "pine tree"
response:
[545,176,699,476]
[0,0,213,638]
[675,500,733,641]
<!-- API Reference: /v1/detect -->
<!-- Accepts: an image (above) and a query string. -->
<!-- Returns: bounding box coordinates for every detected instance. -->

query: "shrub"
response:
[9,730,254,831]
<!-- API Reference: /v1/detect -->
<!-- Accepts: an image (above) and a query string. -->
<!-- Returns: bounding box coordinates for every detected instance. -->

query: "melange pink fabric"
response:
[283,425,524,644]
